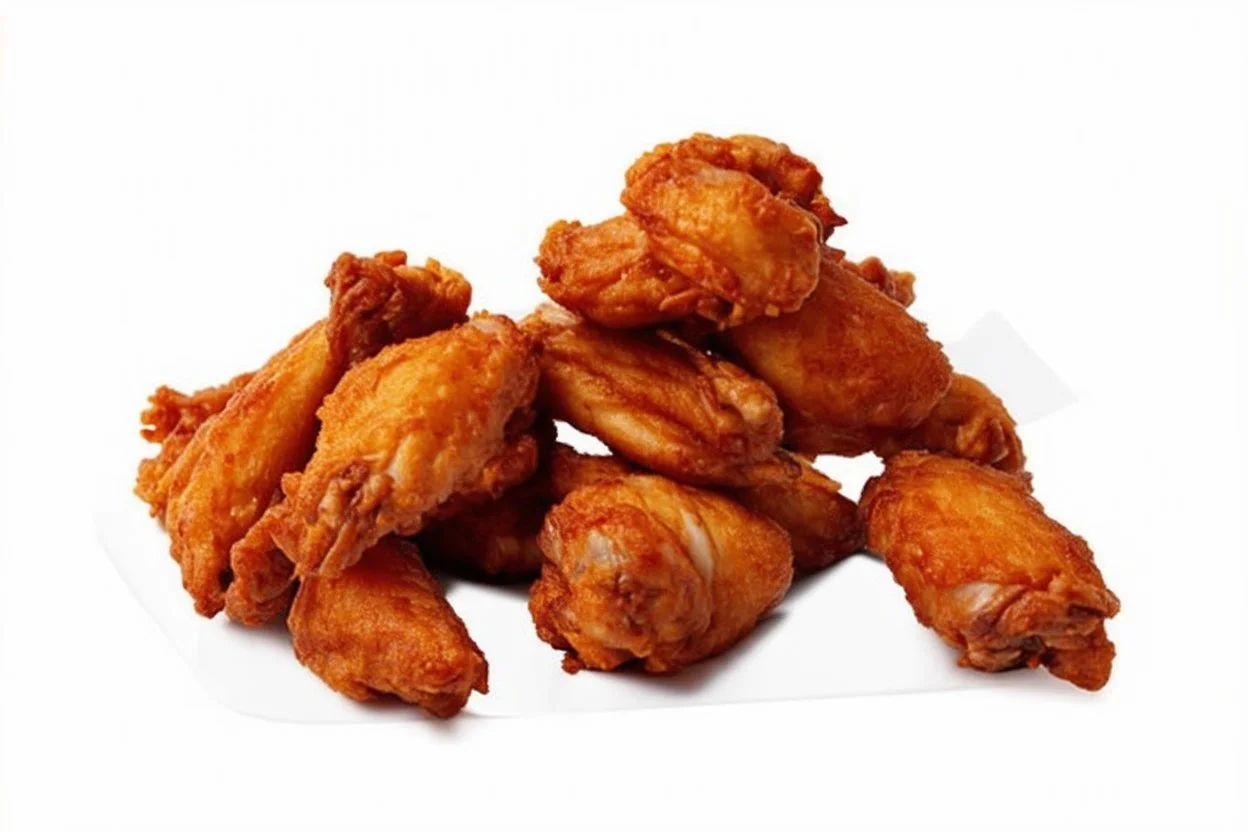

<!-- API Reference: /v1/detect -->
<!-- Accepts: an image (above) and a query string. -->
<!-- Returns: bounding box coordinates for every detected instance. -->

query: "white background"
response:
[1,0,1245,829]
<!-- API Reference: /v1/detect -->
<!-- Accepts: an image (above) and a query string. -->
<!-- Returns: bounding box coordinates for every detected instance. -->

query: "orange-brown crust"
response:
[875,373,1026,475]
[135,371,254,517]
[288,538,488,718]
[276,314,540,578]
[624,133,845,239]
[522,305,789,486]
[536,216,727,329]
[530,475,793,674]
[861,452,1118,690]
[420,443,635,581]
[151,250,473,617]
[724,251,952,456]
[841,254,916,308]
[622,153,821,325]
[730,455,865,572]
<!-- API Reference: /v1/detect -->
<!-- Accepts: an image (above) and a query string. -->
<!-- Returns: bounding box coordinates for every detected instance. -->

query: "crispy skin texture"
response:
[729,455,865,572]
[536,216,728,329]
[841,253,916,308]
[622,137,823,325]
[288,537,488,717]
[421,443,635,581]
[221,488,299,626]
[156,250,471,619]
[522,305,791,486]
[275,314,540,578]
[875,373,1026,475]
[861,452,1119,690]
[135,371,254,516]
[723,251,952,456]
[625,133,845,239]
[530,475,793,674]
[160,323,340,616]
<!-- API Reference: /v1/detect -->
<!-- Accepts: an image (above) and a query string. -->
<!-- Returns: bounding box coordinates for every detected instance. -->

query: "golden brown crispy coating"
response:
[625,133,845,239]
[288,537,488,717]
[875,373,1026,475]
[530,474,793,673]
[841,253,916,308]
[723,250,952,457]
[326,251,473,366]
[861,452,1119,690]
[421,442,636,581]
[221,488,299,627]
[156,250,471,618]
[621,137,824,325]
[135,371,254,517]
[275,314,540,578]
[522,305,791,486]
[729,454,865,572]
[160,323,339,616]
[536,216,728,329]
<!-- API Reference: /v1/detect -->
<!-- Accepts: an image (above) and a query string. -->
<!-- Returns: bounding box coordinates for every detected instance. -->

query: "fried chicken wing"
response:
[729,454,864,572]
[861,452,1119,690]
[152,251,471,617]
[288,537,488,717]
[135,371,254,516]
[723,249,952,456]
[420,442,635,581]
[626,133,845,239]
[522,304,791,486]
[530,474,793,673]
[875,373,1026,475]
[536,215,726,328]
[274,314,540,578]
[620,136,825,325]
[840,253,916,307]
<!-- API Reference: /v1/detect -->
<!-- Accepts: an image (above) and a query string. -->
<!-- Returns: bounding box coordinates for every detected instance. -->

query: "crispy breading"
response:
[274,314,539,578]
[723,249,952,456]
[530,474,793,673]
[875,373,1026,474]
[841,253,916,307]
[521,304,792,485]
[536,215,727,328]
[861,452,1119,690]
[135,371,255,517]
[288,537,488,718]
[621,136,824,325]
[729,454,864,572]
[420,442,635,581]
[153,251,470,617]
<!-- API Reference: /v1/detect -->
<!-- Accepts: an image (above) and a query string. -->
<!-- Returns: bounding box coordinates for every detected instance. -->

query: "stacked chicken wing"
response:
[137,133,1119,718]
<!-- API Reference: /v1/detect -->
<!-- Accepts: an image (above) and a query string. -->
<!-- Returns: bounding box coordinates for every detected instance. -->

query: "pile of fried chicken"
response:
[136,133,1119,718]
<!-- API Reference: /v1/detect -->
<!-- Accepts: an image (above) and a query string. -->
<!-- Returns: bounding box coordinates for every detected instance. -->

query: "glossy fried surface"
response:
[724,250,952,456]
[150,251,472,618]
[841,253,916,308]
[159,323,338,617]
[325,250,473,366]
[861,452,1119,690]
[288,537,488,718]
[875,373,1026,474]
[522,305,789,485]
[621,135,824,325]
[421,443,634,581]
[275,314,539,578]
[135,371,254,517]
[530,474,793,674]
[625,133,845,239]
[536,215,726,329]
[730,455,865,572]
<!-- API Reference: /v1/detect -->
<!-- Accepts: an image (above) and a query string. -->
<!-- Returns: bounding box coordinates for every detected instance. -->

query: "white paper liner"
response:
[95,311,1076,721]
